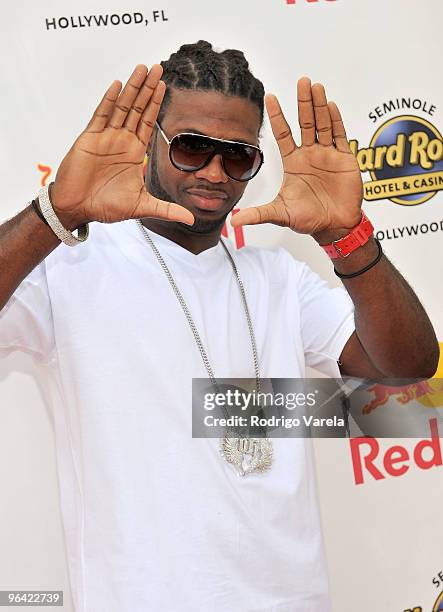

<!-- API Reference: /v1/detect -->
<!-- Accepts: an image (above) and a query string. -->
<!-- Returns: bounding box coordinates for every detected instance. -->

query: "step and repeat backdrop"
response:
[1,1,442,611]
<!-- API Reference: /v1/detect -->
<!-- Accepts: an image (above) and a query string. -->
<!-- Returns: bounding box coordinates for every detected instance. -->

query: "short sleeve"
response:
[275,248,355,377]
[0,262,55,362]
[296,260,355,374]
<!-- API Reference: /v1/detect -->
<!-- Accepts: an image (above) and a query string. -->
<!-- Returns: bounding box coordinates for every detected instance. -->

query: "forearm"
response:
[314,233,439,378]
[0,202,64,310]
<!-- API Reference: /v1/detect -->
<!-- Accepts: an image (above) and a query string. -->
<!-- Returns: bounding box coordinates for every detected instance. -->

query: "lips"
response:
[185,189,228,212]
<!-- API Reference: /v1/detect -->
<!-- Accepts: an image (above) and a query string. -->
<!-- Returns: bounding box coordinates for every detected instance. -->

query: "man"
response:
[0,40,438,612]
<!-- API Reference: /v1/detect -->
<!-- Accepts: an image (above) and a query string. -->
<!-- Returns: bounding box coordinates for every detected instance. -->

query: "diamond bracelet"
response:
[38,184,89,246]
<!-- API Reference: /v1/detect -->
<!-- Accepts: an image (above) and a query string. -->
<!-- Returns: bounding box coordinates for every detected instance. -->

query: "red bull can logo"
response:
[362,343,443,414]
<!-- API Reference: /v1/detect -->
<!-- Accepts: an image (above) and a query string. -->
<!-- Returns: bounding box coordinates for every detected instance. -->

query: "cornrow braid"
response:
[157,40,265,127]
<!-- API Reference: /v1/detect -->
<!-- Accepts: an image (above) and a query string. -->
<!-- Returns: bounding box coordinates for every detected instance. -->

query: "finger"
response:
[133,193,195,226]
[230,200,283,228]
[108,64,148,129]
[86,80,122,132]
[124,64,163,133]
[265,93,297,161]
[312,83,333,146]
[137,80,166,147]
[328,101,351,153]
[297,77,316,146]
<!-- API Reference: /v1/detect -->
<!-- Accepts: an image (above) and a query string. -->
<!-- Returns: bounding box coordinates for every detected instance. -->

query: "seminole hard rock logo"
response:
[350,99,443,205]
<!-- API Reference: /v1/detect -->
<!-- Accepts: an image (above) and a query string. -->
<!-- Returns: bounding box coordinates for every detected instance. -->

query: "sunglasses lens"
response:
[169,133,263,181]
[222,143,262,181]
[170,134,215,171]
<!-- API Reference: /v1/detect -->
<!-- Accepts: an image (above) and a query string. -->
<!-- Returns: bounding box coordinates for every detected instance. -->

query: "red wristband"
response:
[321,211,374,259]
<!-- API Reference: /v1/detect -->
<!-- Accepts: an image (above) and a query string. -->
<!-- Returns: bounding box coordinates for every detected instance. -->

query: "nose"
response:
[194,154,229,183]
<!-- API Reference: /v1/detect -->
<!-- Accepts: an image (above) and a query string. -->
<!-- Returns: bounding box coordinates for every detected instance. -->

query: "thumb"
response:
[130,192,195,226]
[230,200,283,228]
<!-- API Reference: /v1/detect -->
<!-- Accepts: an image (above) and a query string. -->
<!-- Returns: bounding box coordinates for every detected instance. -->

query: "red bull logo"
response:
[350,417,442,485]
[362,380,441,414]
[362,343,443,414]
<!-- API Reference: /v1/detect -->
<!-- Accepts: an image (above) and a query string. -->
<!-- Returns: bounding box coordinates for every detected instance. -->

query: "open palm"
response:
[231,78,363,236]
[50,64,194,229]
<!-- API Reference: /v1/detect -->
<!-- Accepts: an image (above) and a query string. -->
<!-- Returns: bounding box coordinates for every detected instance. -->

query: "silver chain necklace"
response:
[136,219,273,476]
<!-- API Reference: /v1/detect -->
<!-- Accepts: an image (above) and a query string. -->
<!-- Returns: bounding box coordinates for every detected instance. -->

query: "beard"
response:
[146,147,237,235]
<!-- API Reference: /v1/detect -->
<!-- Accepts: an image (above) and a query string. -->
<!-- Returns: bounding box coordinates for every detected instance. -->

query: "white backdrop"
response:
[1,1,442,610]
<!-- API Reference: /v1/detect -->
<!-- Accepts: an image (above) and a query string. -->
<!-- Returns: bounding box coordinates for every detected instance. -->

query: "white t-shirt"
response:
[0,220,355,612]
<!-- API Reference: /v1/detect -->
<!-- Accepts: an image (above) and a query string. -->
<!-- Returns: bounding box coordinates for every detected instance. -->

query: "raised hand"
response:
[231,77,363,237]
[48,64,194,230]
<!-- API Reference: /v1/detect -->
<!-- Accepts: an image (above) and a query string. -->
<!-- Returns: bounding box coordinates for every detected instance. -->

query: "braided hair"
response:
[157,40,265,129]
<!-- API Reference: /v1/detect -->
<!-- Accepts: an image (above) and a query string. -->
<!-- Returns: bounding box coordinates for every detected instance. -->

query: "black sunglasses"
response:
[155,121,264,182]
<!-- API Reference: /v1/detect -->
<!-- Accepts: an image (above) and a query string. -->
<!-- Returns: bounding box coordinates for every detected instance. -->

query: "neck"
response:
[140,218,223,254]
